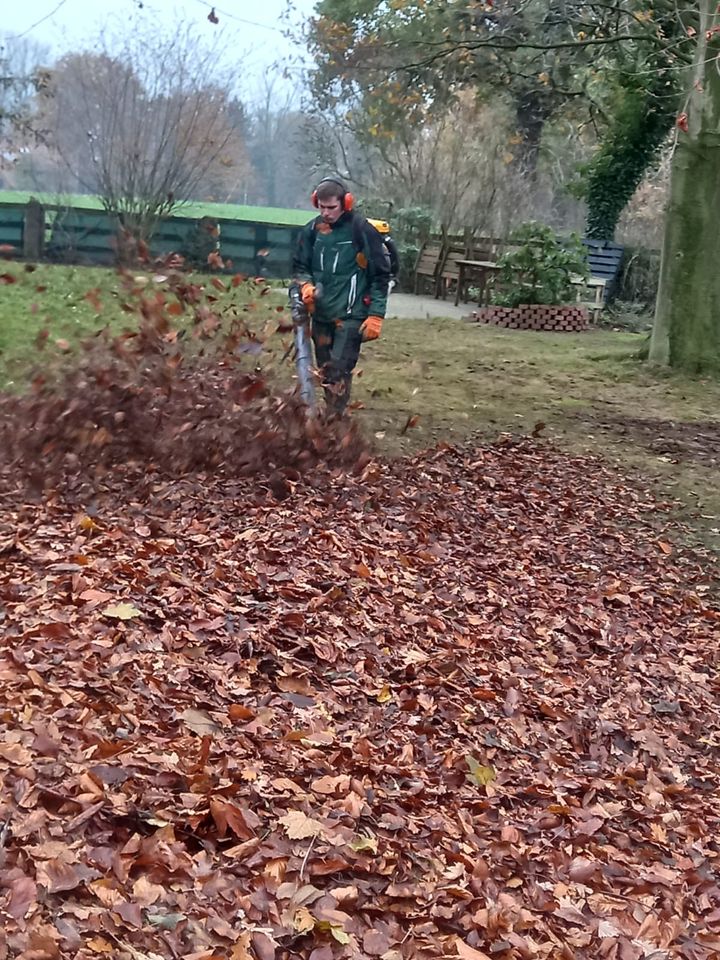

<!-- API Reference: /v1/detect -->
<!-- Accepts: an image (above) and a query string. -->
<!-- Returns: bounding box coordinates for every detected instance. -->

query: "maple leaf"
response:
[279,810,326,839]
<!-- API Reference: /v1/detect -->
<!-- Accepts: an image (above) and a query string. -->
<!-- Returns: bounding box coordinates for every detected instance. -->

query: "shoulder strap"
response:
[352,214,368,254]
[306,214,372,258]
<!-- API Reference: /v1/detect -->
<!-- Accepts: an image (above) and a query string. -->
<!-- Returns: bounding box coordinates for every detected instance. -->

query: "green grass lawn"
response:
[0,262,283,386]
[1,262,718,553]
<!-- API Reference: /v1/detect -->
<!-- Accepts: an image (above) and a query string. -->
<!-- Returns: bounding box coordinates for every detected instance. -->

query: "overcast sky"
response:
[4,0,315,95]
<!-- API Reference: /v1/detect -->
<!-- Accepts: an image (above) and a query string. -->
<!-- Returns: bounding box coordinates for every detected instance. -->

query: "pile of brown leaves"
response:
[1,432,719,960]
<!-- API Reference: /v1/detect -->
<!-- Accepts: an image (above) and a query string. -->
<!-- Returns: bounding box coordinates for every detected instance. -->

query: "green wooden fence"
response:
[0,195,311,278]
[0,204,26,251]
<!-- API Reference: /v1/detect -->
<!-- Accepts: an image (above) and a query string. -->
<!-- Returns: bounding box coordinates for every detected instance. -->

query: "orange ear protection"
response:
[311,177,354,212]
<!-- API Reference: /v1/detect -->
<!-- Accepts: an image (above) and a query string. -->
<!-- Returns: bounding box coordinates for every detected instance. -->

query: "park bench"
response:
[571,275,607,321]
[436,246,466,301]
[582,238,623,298]
[412,232,622,319]
[413,241,444,295]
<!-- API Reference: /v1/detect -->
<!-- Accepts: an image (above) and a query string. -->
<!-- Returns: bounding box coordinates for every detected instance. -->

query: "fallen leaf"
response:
[180,708,220,736]
[146,912,186,930]
[597,919,620,938]
[350,832,378,854]
[279,810,326,840]
[311,775,351,795]
[102,602,142,620]
[292,906,316,934]
[466,756,496,786]
[228,704,255,721]
[7,875,37,920]
[457,941,492,960]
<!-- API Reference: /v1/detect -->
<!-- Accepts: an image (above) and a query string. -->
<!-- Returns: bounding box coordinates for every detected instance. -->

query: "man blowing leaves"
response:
[291,177,390,415]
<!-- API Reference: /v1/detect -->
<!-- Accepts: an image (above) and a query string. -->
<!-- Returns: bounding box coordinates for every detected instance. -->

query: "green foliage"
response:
[390,206,434,288]
[306,0,692,234]
[575,5,686,240]
[492,222,588,308]
[581,78,679,240]
[392,206,433,244]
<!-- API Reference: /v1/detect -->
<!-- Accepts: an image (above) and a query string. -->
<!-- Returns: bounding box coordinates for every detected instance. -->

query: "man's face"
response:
[318,197,343,224]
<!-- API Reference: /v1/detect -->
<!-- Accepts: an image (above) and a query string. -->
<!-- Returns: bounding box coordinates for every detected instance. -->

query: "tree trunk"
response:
[514,88,550,180]
[650,1,720,372]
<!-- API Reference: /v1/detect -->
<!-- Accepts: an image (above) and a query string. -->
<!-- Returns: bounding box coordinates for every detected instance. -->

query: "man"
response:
[291,177,390,415]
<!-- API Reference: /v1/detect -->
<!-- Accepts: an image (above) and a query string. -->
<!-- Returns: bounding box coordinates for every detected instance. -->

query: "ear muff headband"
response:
[311,178,354,212]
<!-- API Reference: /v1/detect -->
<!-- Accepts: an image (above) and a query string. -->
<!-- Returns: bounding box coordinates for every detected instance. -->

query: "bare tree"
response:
[42,25,246,243]
[306,93,585,235]
[0,33,50,182]
[245,74,315,208]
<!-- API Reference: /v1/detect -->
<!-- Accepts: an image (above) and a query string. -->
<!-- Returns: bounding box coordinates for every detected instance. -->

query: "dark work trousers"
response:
[311,316,363,414]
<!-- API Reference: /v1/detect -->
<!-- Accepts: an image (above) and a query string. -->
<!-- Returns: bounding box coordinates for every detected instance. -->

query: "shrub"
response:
[391,206,434,289]
[492,222,589,308]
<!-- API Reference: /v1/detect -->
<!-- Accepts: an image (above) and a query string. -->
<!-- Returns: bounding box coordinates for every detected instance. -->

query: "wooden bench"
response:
[582,239,623,299]
[413,241,444,295]
[571,276,606,322]
[436,247,466,300]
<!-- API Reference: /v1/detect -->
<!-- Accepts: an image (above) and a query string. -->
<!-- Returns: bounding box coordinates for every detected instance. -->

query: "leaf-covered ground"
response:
[2,433,719,960]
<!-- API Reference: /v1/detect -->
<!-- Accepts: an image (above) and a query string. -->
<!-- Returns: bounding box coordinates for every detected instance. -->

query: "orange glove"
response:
[360,315,383,341]
[300,282,316,311]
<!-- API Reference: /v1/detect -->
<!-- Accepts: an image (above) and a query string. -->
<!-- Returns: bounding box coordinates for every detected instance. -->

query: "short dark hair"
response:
[315,178,346,203]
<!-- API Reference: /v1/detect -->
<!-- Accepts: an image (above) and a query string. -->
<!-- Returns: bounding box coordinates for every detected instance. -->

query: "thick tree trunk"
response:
[650,1,720,372]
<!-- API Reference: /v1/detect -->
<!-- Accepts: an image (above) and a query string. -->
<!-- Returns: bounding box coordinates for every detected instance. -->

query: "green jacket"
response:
[291,212,390,324]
